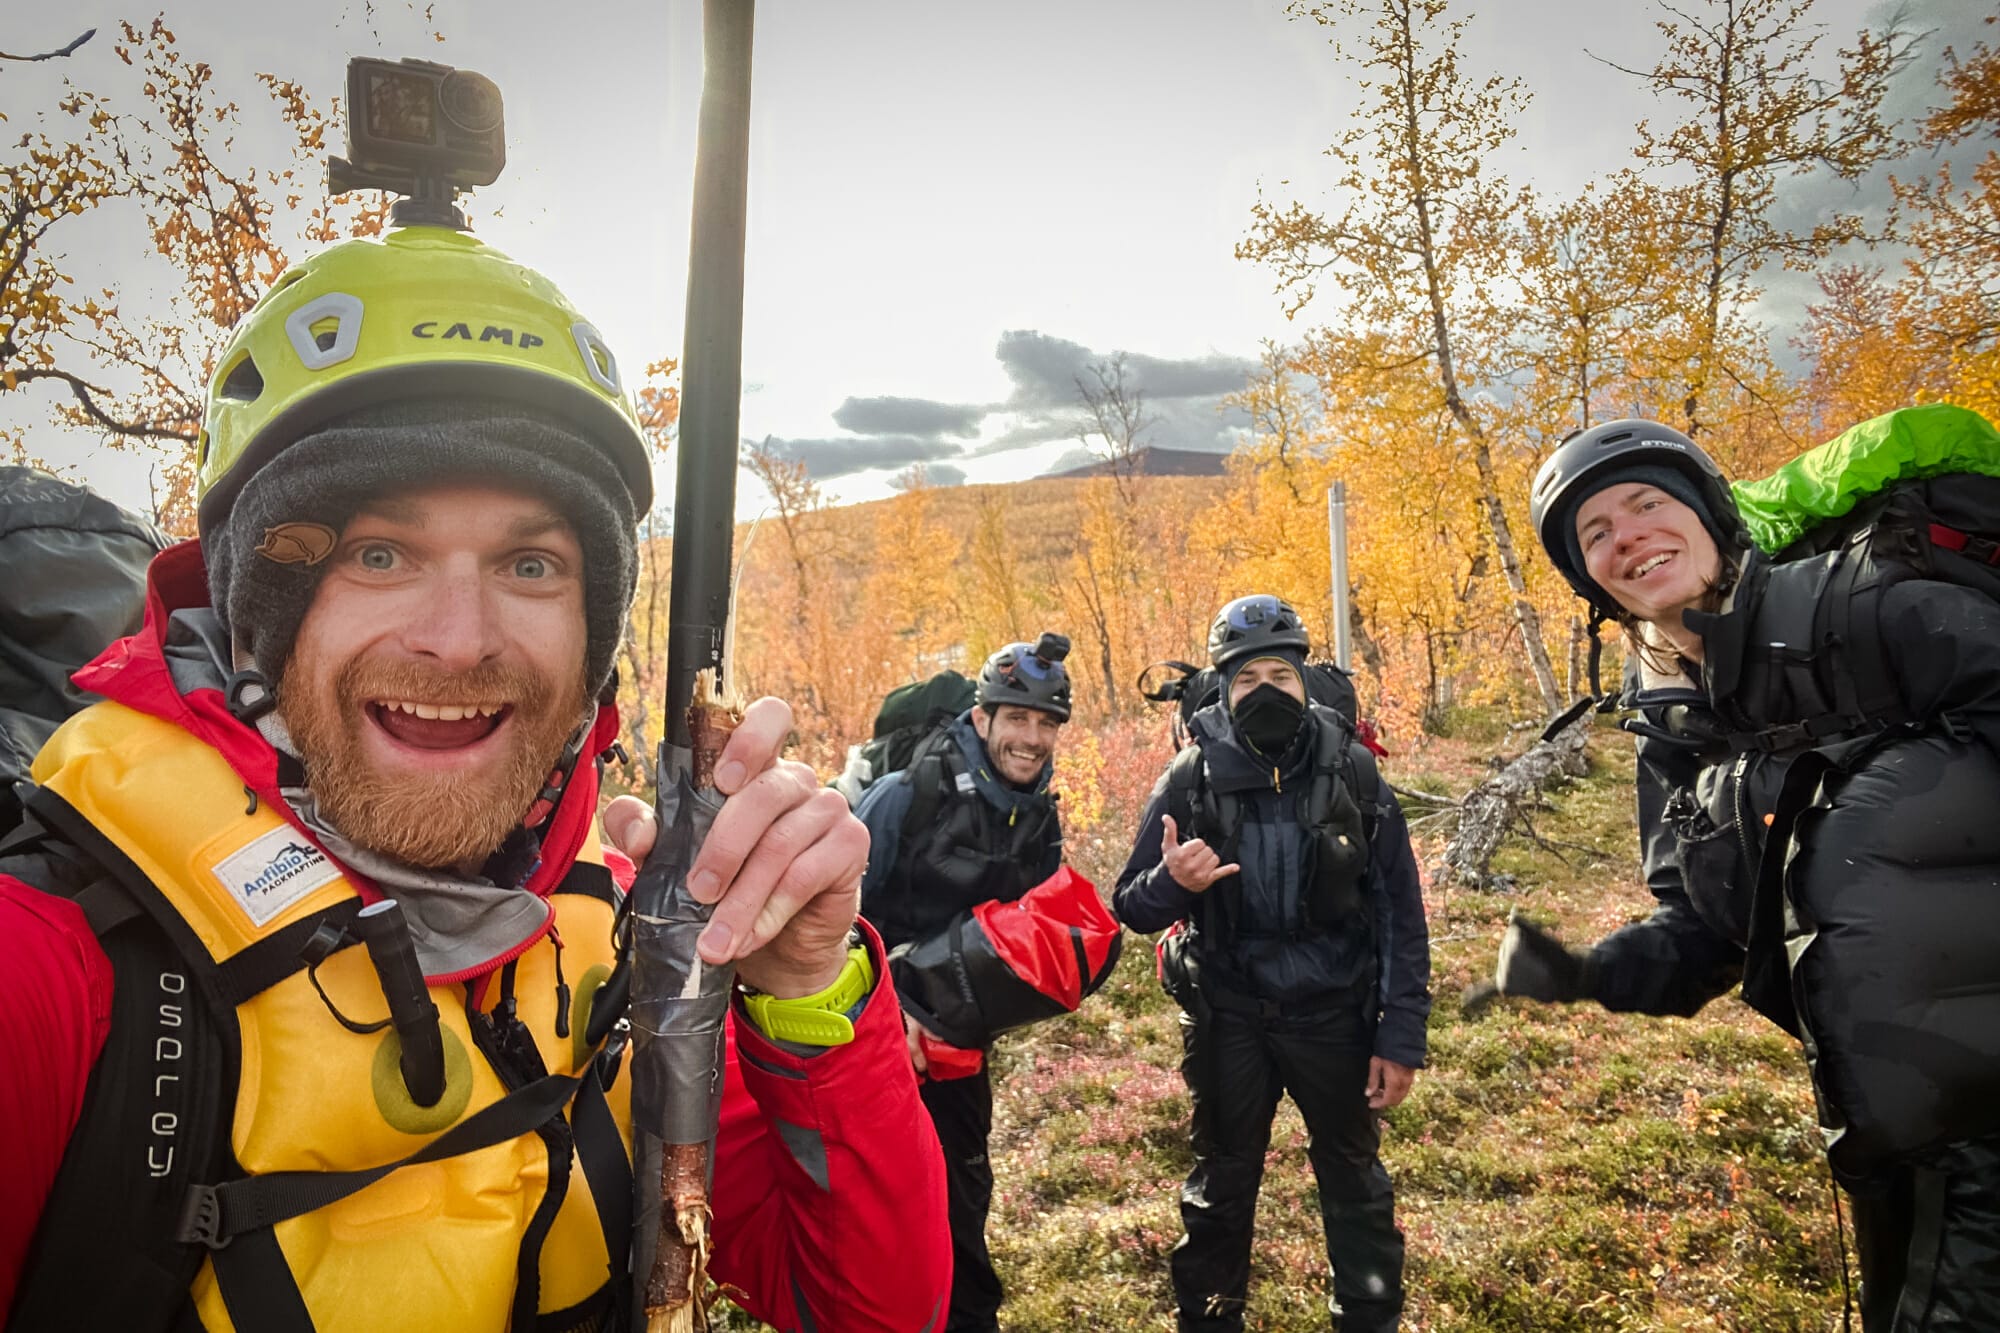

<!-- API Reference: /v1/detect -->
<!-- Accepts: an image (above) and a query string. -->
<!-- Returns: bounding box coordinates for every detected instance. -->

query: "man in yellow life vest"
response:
[0,223,951,1331]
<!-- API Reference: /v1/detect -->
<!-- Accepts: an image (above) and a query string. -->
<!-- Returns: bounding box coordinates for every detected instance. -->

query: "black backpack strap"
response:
[1724,553,1911,753]
[1164,743,1242,944]
[7,801,237,1333]
[571,1055,634,1300]
[1759,556,1838,725]
[182,1072,583,1331]
[1346,736,1387,846]
[900,729,962,841]
[1165,743,1236,853]
[1821,552,1910,733]
[1163,744,1203,831]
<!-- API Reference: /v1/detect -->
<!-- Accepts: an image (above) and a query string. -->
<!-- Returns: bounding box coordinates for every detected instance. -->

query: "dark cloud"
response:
[794,331,1259,481]
[760,434,965,481]
[1758,2,1991,281]
[1148,394,1254,452]
[994,330,1258,409]
[1750,0,1995,369]
[831,395,986,439]
[1122,350,1263,399]
[994,330,1097,410]
[974,329,1258,461]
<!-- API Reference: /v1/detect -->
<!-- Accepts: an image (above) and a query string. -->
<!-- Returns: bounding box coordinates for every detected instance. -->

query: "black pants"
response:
[921,1064,1003,1332]
[1170,987,1404,1333]
[1847,1136,2000,1331]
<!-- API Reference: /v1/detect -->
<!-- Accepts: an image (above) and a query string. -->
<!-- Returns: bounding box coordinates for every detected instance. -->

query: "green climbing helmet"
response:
[195,224,652,537]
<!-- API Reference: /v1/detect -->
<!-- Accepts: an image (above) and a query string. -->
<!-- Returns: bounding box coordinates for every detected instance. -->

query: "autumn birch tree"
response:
[6,21,397,525]
[1888,36,2000,418]
[1514,173,1691,434]
[1240,0,1562,712]
[1602,0,1908,442]
[1,30,147,461]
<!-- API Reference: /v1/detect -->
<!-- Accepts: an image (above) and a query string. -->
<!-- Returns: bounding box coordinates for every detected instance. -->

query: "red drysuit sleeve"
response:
[709,923,953,1332]
[0,878,115,1316]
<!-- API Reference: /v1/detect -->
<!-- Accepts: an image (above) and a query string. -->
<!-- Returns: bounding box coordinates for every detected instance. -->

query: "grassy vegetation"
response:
[725,730,1855,1331]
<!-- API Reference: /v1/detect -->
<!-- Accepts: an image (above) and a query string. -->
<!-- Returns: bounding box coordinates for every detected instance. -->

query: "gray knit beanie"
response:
[203,399,638,699]
[1559,462,1730,607]
[1221,645,1307,698]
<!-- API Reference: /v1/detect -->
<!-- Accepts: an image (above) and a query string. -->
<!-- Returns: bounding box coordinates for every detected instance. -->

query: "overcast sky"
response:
[4,0,1983,517]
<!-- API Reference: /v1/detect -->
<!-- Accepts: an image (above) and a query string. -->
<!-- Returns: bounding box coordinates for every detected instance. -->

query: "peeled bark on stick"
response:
[629,680,742,1333]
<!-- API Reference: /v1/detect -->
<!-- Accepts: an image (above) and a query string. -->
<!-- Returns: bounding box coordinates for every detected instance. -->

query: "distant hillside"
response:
[1044,446,1230,479]
[739,471,1224,564]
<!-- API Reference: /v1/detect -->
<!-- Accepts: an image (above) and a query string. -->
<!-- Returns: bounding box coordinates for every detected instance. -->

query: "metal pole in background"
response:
[1328,481,1351,671]
[665,0,755,743]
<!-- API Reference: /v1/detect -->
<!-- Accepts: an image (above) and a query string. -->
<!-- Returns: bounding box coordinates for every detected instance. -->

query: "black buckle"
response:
[223,669,277,724]
[298,920,353,969]
[175,1185,231,1249]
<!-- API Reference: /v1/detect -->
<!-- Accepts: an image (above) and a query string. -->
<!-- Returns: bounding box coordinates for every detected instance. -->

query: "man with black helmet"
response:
[1115,595,1430,1333]
[1467,413,2000,1330]
[856,632,1074,1333]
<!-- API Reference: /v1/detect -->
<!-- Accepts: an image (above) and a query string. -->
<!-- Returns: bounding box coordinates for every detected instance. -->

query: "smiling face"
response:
[278,482,592,870]
[971,703,1063,788]
[1575,481,1724,627]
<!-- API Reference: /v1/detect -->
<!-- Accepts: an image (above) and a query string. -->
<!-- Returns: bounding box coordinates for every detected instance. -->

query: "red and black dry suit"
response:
[855,710,1062,1333]
[1587,551,2000,1332]
[1115,702,1430,1333]
[0,542,951,1333]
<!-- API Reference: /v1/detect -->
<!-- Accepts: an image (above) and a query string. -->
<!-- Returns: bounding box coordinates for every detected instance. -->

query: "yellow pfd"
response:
[19,700,634,1332]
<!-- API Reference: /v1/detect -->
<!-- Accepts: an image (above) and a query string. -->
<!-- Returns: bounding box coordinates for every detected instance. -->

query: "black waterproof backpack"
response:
[0,467,166,835]
[1700,405,2000,1173]
[829,669,978,807]
[1712,405,2000,750]
[1138,657,1359,748]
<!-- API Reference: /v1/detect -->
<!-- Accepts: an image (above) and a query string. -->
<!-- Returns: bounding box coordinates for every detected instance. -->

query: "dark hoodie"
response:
[1115,702,1431,1070]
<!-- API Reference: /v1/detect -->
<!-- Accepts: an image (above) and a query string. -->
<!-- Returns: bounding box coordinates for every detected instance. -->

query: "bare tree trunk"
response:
[1392,5,1563,715]
[1347,596,1385,678]
[1072,548,1118,714]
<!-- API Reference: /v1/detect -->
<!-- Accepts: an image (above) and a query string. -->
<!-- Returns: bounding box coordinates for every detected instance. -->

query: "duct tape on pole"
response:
[1329,480,1351,671]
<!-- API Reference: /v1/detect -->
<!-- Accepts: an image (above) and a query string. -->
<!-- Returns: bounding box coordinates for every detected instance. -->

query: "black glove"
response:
[1461,913,1596,1018]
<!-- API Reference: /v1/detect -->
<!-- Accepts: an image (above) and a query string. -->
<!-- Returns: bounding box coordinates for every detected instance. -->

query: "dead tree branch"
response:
[1430,712,1592,894]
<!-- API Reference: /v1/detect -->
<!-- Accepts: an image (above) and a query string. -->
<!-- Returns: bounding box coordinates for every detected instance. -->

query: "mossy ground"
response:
[723,732,1854,1331]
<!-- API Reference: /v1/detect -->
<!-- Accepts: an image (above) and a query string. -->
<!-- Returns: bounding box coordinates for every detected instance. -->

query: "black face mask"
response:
[1231,683,1305,757]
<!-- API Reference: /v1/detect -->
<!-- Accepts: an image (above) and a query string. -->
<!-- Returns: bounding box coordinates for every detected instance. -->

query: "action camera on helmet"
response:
[328,57,506,229]
[1031,632,1071,665]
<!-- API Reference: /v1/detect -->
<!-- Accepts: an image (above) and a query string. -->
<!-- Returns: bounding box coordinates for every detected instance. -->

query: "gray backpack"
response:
[0,466,166,832]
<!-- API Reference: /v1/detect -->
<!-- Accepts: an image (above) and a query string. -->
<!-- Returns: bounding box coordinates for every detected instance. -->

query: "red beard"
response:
[280,652,588,870]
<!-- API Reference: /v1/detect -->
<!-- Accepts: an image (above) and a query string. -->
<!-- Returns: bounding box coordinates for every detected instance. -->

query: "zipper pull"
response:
[1272,765,1282,793]
[551,924,571,1041]
[1009,806,1018,827]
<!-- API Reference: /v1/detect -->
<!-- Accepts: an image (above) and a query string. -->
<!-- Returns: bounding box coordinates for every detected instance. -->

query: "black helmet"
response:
[1528,418,1745,614]
[978,632,1073,721]
[1207,594,1310,670]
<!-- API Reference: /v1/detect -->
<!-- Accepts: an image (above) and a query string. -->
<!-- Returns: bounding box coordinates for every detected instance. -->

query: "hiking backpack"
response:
[828,669,978,808]
[1713,402,2000,750]
[0,466,166,835]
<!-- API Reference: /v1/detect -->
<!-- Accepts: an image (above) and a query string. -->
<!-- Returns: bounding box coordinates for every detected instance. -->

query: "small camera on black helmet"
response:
[328,57,505,228]
[1032,632,1071,665]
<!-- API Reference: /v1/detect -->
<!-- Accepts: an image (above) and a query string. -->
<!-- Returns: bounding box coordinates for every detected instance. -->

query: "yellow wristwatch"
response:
[739,944,875,1047]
